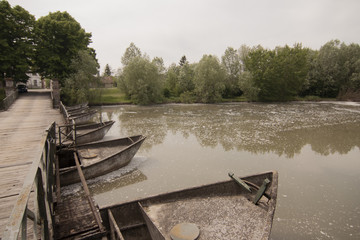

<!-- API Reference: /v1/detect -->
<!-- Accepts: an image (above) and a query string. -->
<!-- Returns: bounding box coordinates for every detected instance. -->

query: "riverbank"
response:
[88,87,338,106]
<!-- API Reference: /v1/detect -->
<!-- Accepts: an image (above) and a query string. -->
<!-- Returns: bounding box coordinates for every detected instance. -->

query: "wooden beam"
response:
[108,209,125,240]
[73,153,105,232]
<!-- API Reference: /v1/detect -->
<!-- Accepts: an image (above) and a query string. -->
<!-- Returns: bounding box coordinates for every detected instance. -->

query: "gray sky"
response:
[8,0,360,73]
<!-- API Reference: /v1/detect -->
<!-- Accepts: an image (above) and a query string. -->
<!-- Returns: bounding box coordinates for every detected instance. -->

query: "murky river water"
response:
[68,102,360,239]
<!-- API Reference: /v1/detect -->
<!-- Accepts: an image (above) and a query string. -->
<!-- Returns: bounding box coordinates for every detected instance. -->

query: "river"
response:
[68,102,360,239]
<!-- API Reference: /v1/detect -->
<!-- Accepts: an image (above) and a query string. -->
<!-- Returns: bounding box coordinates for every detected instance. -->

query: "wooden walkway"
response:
[0,90,63,237]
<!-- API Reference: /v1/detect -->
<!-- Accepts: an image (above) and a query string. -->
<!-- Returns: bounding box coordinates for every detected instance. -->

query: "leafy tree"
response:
[34,11,92,84]
[305,40,342,97]
[245,44,310,101]
[152,57,166,74]
[164,63,179,97]
[119,56,163,105]
[221,47,242,97]
[104,64,112,76]
[62,50,99,105]
[152,56,166,96]
[194,55,225,103]
[164,58,195,99]
[239,71,259,101]
[178,62,195,95]
[238,44,251,65]
[0,0,35,83]
[121,42,142,66]
[304,40,360,98]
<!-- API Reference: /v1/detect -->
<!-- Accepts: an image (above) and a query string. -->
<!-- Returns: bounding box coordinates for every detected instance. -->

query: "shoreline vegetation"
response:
[88,88,338,106]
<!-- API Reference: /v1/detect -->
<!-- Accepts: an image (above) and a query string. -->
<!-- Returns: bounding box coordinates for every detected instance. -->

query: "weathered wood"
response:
[55,156,61,203]
[59,135,146,186]
[74,152,105,232]
[102,171,278,240]
[108,209,125,240]
[54,193,102,239]
[0,90,63,239]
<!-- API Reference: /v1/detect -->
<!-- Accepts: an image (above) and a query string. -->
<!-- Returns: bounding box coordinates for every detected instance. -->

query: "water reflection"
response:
[94,103,360,158]
[91,103,360,240]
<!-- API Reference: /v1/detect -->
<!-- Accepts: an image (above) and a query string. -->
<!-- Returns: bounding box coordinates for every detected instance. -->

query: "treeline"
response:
[2,0,359,105]
[117,41,360,104]
[0,0,98,105]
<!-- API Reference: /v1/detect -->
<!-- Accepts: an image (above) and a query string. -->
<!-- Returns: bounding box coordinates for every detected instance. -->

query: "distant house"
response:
[26,73,43,89]
[101,76,115,88]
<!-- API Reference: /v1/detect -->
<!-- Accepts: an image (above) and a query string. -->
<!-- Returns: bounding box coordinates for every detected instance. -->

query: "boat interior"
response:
[101,171,277,240]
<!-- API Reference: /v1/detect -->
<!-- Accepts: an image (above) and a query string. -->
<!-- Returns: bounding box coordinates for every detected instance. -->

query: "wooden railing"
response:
[2,122,57,240]
[57,123,77,149]
[0,90,18,111]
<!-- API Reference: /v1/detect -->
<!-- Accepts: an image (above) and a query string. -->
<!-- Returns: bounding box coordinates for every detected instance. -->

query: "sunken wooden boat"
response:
[101,171,278,240]
[73,120,115,145]
[58,135,146,186]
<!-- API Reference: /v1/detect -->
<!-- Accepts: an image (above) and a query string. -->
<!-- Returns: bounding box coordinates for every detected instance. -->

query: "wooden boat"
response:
[67,108,94,118]
[65,102,88,111]
[73,120,115,145]
[69,110,97,124]
[100,171,278,240]
[58,135,146,186]
[66,106,90,115]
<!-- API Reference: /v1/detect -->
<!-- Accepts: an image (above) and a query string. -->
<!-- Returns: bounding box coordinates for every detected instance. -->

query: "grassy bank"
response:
[89,88,131,105]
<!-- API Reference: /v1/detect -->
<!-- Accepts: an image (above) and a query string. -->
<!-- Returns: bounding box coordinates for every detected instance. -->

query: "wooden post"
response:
[55,156,61,202]
[21,211,27,240]
[36,169,50,240]
[50,79,60,108]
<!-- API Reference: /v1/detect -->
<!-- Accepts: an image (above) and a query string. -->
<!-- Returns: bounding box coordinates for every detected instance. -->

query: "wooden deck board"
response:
[54,192,101,239]
[0,90,63,239]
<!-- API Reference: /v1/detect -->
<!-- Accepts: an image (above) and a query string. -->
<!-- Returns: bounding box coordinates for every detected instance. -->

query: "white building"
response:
[26,73,43,89]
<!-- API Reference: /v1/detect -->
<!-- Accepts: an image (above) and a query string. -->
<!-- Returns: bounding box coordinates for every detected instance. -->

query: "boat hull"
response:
[75,121,115,144]
[65,102,88,111]
[59,135,146,186]
[70,111,97,124]
[101,171,278,240]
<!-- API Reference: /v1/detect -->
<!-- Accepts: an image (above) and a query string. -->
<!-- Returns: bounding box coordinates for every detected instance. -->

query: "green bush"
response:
[180,91,196,103]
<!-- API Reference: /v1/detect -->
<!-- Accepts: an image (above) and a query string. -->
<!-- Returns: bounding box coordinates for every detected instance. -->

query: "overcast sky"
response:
[7,0,360,73]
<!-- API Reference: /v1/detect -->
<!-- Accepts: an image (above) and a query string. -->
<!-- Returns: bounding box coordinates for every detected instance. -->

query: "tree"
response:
[194,55,225,103]
[119,56,163,105]
[34,11,92,84]
[152,57,166,74]
[304,40,360,98]
[164,63,179,97]
[62,50,99,105]
[104,64,112,76]
[245,44,310,101]
[178,62,195,95]
[179,55,187,66]
[121,42,142,66]
[341,43,360,93]
[239,71,259,101]
[305,40,342,97]
[221,47,242,97]
[0,0,35,83]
